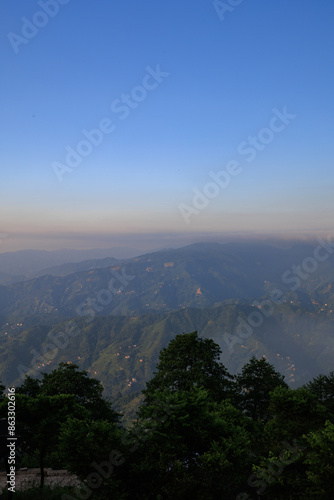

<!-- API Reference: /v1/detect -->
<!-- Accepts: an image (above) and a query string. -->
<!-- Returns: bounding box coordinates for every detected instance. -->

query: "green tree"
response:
[305,371,334,415]
[142,331,233,405]
[265,386,327,451]
[132,387,252,499]
[16,375,41,397]
[40,362,119,422]
[129,333,257,498]
[11,394,88,488]
[251,421,334,499]
[235,356,288,423]
[8,363,120,489]
[59,417,126,499]
[303,420,334,497]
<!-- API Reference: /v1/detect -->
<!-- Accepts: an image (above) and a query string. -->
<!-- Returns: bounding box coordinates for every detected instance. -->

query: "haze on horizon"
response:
[1,1,334,254]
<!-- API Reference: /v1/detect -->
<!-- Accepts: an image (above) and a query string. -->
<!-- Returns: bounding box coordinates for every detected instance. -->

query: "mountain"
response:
[0,299,333,422]
[38,257,119,277]
[0,271,28,286]
[0,242,333,319]
[0,247,142,284]
[0,240,333,421]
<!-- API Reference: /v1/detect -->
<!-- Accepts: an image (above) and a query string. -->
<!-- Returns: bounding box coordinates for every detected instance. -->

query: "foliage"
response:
[40,362,119,422]
[235,355,288,422]
[130,387,252,499]
[303,420,334,496]
[264,386,328,450]
[11,393,88,487]
[305,371,334,415]
[1,331,333,499]
[58,417,124,479]
[142,331,233,405]
[16,375,41,397]
[250,421,334,499]
[0,363,119,489]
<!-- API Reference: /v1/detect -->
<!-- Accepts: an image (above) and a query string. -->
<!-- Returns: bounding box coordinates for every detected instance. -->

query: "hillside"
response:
[0,247,140,284]
[0,241,333,420]
[1,299,333,421]
[0,242,333,319]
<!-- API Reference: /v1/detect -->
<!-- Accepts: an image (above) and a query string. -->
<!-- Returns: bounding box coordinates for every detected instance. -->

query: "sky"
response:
[1,0,334,253]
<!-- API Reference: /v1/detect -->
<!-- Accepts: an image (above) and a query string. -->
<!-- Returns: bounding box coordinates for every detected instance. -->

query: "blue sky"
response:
[1,0,334,252]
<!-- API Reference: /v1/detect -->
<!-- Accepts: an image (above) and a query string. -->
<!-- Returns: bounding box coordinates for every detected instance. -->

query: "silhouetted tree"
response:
[142,331,234,406]
[235,356,288,422]
[41,362,119,422]
[305,371,334,415]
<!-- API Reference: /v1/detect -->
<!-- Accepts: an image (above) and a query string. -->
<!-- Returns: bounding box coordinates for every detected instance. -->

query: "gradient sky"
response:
[1,0,334,252]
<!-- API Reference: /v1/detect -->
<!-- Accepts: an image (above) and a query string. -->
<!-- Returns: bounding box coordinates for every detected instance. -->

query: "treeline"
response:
[1,331,334,499]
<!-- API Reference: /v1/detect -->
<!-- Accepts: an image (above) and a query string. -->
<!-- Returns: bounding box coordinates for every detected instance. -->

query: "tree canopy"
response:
[40,362,119,422]
[142,331,233,405]
[235,355,288,422]
[1,332,334,499]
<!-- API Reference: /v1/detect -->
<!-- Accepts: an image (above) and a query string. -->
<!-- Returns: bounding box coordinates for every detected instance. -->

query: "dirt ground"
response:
[0,467,81,492]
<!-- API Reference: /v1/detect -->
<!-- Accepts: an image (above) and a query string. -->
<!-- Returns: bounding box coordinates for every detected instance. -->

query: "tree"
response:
[132,333,255,498]
[9,363,120,489]
[16,375,41,397]
[251,421,334,499]
[264,386,327,451]
[303,420,334,496]
[305,371,334,415]
[13,394,89,488]
[142,331,233,406]
[59,417,126,499]
[235,356,288,423]
[132,387,252,499]
[40,362,119,422]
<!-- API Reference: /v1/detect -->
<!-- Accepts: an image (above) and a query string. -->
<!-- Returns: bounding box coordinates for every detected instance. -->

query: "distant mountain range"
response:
[0,242,333,318]
[0,241,333,421]
[0,246,142,284]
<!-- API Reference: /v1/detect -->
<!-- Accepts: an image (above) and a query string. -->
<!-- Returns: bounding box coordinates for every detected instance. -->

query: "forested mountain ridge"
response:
[1,300,333,421]
[0,241,333,420]
[0,242,333,318]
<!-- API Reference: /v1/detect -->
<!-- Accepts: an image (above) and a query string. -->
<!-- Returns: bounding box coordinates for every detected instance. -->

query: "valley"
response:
[0,241,333,421]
